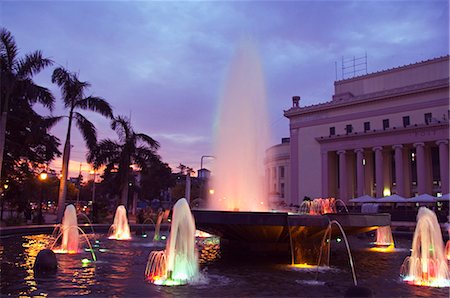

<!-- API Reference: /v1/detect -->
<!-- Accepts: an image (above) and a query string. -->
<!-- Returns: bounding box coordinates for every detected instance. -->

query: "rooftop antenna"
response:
[339,52,368,80]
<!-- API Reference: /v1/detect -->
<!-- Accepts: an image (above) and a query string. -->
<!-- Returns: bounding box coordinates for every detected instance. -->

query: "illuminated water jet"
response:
[299,198,347,215]
[208,40,271,212]
[145,198,199,286]
[53,205,79,253]
[109,205,131,240]
[400,207,449,287]
[375,226,395,247]
[50,205,97,261]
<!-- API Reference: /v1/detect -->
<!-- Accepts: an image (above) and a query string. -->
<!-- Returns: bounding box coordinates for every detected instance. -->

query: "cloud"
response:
[2,0,448,173]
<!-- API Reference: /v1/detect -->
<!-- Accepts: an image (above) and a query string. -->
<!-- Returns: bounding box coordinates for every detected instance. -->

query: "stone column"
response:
[436,140,449,194]
[414,142,426,195]
[337,150,347,201]
[290,128,299,205]
[373,146,384,198]
[354,148,365,197]
[321,151,329,198]
[393,144,405,197]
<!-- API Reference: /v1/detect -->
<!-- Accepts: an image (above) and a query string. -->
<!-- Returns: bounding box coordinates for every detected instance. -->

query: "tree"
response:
[88,116,159,207]
[139,159,174,201]
[0,27,54,180]
[51,67,113,222]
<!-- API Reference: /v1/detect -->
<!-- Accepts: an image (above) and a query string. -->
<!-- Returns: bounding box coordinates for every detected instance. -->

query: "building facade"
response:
[265,137,291,204]
[270,56,449,205]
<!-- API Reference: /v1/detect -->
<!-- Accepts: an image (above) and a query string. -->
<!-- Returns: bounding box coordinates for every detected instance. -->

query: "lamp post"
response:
[89,169,96,222]
[38,171,48,224]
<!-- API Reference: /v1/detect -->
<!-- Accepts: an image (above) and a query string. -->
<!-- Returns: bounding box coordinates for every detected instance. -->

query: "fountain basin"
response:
[192,210,390,242]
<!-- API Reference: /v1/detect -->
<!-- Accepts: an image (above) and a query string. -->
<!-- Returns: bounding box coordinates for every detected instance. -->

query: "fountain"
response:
[145,198,199,286]
[400,207,449,287]
[208,39,271,212]
[375,226,395,247]
[109,205,131,240]
[50,205,97,261]
[192,40,390,260]
[53,204,79,253]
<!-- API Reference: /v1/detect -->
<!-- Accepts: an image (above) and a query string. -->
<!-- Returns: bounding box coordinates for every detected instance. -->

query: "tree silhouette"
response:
[0,27,54,180]
[88,116,159,207]
[51,67,112,222]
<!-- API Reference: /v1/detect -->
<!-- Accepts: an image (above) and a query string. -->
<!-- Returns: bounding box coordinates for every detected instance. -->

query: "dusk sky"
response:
[2,1,449,178]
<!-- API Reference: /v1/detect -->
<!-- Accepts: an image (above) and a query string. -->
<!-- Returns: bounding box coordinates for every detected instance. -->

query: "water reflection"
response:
[1,233,449,297]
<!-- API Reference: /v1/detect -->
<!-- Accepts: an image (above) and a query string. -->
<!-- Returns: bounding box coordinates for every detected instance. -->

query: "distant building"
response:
[265,137,290,204]
[197,168,211,180]
[267,56,449,205]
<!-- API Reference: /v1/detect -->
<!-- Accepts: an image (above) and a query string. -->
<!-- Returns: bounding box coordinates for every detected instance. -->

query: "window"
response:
[280,183,285,198]
[424,113,432,124]
[364,122,370,132]
[272,167,276,178]
[383,119,389,130]
[403,116,410,127]
[329,127,335,136]
[345,124,353,134]
[279,166,285,178]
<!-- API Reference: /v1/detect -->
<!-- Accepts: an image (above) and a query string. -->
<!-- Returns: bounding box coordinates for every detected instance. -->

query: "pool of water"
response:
[0,231,448,297]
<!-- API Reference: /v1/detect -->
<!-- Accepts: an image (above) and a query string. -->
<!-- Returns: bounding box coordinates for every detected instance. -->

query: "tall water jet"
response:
[400,207,449,287]
[146,198,199,286]
[59,204,79,253]
[208,40,271,212]
[109,205,131,240]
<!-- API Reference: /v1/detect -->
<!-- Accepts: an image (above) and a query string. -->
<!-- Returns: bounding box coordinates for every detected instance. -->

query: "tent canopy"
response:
[376,194,406,203]
[436,193,449,201]
[406,193,436,203]
[349,195,376,203]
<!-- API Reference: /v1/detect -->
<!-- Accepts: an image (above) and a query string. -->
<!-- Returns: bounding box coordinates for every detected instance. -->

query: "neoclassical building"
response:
[267,56,449,205]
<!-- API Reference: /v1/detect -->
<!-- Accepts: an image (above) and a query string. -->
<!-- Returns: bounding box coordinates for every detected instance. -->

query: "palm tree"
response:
[88,116,160,207]
[51,67,113,222]
[0,27,54,180]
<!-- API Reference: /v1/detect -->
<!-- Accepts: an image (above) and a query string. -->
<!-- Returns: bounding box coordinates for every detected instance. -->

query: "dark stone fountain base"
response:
[192,210,391,262]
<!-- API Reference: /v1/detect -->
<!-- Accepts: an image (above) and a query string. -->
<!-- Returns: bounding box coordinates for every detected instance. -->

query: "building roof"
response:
[284,55,449,117]
[334,55,449,84]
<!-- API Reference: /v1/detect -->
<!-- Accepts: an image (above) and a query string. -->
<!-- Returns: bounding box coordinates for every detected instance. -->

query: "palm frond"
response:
[136,133,159,149]
[134,146,160,170]
[16,50,53,78]
[15,79,55,110]
[42,116,64,129]
[0,28,18,71]
[74,112,97,150]
[51,67,74,106]
[76,96,113,118]
[51,66,72,87]
[111,115,132,143]
[87,139,121,167]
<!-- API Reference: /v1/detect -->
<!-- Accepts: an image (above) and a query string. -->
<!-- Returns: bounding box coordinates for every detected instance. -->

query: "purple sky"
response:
[2,1,449,178]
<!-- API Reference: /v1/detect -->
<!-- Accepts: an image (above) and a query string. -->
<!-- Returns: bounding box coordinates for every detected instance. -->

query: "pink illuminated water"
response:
[146,198,199,285]
[208,40,271,212]
[375,226,395,247]
[109,205,131,240]
[59,204,79,253]
[400,207,449,287]
[299,198,340,215]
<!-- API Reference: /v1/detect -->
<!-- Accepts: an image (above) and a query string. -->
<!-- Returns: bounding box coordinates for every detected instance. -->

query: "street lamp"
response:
[89,169,96,222]
[38,170,47,224]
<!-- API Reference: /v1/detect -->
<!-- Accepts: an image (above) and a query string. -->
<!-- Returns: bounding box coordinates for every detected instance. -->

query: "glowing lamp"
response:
[39,171,48,181]
[383,188,391,197]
